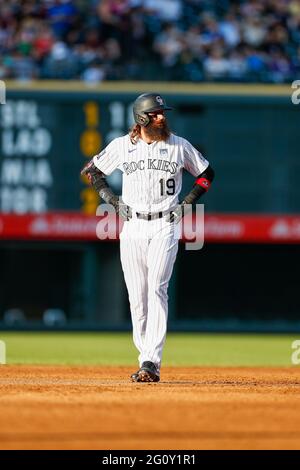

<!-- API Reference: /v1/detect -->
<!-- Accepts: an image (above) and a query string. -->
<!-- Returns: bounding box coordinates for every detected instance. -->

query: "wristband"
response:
[195,177,211,191]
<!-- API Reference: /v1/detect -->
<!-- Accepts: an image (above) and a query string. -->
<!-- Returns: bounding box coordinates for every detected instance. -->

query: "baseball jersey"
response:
[93,133,209,212]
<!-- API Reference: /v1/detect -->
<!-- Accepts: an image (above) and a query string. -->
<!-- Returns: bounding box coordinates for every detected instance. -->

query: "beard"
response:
[144,119,171,142]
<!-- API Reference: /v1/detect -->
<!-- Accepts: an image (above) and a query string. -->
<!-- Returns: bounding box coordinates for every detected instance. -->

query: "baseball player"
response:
[81,93,215,382]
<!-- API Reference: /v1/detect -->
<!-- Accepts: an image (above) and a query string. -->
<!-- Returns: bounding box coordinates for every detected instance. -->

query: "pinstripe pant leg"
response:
[120,221,148,366]
[141,222,179,370]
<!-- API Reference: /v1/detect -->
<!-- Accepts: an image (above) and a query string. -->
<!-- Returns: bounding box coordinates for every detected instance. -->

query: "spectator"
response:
[33,23,55,61]
[219,13,241,48]
[242,16,267,47]
[0,0,298,83]
[46,0,78,40]
[245,46,268,78]
[81,60,105,83]
[228,50,248,80]
[153,23,184,67]
[267,49,293,82]
[203,46,230,80]
[143,0,182,23]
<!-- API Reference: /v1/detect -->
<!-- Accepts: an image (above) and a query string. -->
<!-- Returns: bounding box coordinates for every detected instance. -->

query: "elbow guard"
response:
[81,159,107,192]
[81,159,118,206]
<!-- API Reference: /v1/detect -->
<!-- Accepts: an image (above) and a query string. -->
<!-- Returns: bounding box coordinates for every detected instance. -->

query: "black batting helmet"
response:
[133,93,172,127]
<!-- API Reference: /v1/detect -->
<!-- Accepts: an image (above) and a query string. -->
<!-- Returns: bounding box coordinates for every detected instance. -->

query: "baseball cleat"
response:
[130,362,160,382]
[130,371,139,382]
[137,361,160,382]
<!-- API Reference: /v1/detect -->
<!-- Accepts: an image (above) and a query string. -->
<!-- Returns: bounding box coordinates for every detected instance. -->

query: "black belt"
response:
[135,211,163,221]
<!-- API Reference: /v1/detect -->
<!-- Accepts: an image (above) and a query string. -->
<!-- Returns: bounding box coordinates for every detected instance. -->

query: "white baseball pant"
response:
[120,215,179,372]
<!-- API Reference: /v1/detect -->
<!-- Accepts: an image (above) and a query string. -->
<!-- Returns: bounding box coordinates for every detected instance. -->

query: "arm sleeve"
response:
[183,139,209,177]
[80,159,118,207]
[182,164,215,205]
[93,138,121,176]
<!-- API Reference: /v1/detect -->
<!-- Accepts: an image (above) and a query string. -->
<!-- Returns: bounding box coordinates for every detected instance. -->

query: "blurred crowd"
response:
[0,0,299,83]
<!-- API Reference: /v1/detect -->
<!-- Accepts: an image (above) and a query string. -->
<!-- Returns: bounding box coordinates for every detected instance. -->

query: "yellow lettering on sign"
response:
[84,102,99,127]
[80,187,99,215]
[80,129,101,157]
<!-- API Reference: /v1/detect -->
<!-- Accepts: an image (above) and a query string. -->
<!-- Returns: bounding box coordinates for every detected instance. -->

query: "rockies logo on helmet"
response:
[133,93,172,127]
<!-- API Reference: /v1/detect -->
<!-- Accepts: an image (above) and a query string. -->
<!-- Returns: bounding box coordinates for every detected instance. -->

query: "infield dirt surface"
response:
[1,365,300,450]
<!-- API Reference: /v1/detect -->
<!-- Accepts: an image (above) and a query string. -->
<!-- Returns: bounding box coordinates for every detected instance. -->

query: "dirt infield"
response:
[0,365,300,450]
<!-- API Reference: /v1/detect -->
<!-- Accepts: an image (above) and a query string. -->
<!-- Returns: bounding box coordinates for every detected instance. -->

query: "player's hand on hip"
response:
[165,202,186,224]
[117,199,132,220]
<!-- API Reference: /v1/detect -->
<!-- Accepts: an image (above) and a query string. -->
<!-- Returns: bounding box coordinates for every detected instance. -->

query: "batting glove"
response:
[117,200,132,220]
[165,202,185,224]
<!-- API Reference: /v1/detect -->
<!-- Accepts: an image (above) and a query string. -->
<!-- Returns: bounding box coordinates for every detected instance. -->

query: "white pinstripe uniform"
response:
[93,133,209,374]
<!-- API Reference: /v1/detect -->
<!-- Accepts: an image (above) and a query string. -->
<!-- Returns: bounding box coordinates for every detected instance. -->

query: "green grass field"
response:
[0,332,298,366]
